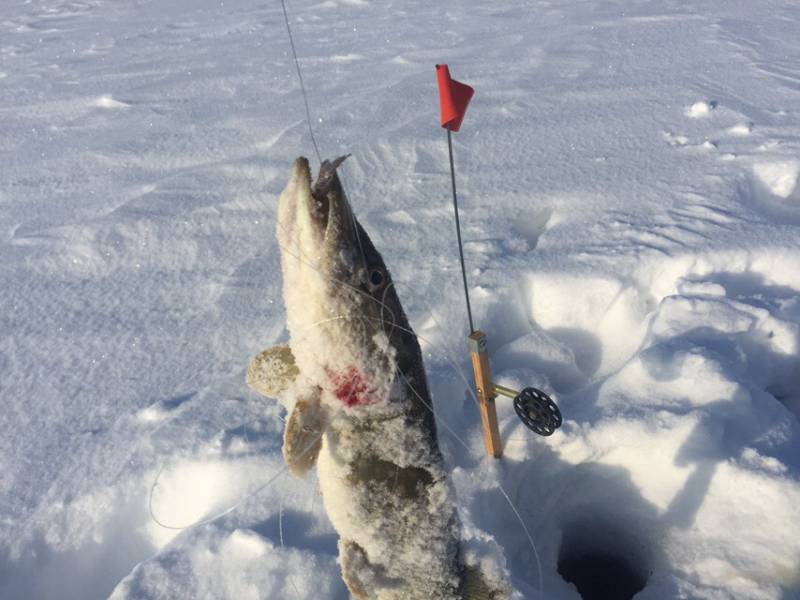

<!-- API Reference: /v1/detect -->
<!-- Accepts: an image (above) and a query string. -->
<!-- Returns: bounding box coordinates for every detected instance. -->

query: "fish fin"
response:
[283,388,324,477]
[459,564,510,600]
[246,345,299,398]
[339,539,371,600]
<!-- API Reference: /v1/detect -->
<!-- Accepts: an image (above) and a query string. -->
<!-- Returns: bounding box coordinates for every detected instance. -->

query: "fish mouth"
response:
[280,155,354,247]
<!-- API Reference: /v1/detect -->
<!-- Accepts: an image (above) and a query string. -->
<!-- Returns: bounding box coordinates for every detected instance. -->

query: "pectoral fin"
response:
[284,387,325,477]
[246,345,299,398]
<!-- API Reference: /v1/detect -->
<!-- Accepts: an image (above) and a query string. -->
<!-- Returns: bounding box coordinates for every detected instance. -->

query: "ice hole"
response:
[557,515,651,600]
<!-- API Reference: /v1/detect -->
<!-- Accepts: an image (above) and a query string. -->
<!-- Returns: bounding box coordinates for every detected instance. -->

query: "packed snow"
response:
[2,0,800,599]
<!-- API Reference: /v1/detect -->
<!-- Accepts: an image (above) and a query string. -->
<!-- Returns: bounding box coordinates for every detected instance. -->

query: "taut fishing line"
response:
[279,0,321,164]
[279,492,303,598]
[278,0,369,273]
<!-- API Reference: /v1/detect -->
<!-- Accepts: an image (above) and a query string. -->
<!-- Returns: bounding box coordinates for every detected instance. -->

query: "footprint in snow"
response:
[137,392,196,423]
[726,122,754,136]
[685,100,718,119]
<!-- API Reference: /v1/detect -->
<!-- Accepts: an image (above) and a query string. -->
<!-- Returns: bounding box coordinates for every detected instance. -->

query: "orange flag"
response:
[436,64,474,132]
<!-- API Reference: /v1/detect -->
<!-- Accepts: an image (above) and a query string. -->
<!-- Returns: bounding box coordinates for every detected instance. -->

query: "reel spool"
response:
[469,331,564,457]
[512,387,562,436]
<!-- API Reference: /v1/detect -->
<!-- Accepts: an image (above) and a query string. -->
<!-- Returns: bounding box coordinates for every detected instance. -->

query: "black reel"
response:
[513,387,562,436]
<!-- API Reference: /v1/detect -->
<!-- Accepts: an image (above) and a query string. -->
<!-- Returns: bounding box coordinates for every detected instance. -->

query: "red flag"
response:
[436,64,474,132]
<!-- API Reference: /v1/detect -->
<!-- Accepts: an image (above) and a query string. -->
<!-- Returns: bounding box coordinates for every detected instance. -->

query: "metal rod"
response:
[493,383,519,399]
[446,125,475,334]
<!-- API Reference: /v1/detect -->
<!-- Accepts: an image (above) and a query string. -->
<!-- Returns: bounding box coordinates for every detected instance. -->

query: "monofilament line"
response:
[446,124,475,334]
[276,1,370,272]
[279,0,322,164]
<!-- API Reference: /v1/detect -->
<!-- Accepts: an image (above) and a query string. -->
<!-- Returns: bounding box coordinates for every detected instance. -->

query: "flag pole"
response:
[446,124,475,335]
[445,131,503,457]
[437,66,561,454]
[439,67,503,458]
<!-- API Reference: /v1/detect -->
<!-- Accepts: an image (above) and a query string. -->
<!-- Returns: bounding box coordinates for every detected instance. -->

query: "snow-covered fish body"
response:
[248,157,508,599]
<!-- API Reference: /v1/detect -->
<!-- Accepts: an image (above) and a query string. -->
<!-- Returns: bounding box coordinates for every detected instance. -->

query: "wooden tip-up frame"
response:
[468,330,505,458]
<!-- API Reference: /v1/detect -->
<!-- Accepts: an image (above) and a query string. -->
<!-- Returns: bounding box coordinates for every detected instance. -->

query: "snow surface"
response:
[2,0,800,598]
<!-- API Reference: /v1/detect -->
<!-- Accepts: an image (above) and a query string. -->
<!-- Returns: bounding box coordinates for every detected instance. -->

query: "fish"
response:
[247,156,510,600]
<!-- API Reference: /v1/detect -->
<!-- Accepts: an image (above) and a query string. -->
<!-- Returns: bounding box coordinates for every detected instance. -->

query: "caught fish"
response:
[248,156,510,600]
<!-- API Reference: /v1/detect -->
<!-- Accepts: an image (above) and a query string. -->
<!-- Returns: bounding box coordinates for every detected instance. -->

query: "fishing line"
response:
[147,429,325,531]
[308,470,318,513]
[279,493,303,599]
[277,0,370,273]
[148,459,290,531]
[146,312,360,532]
[278,0,321,164]
[398,365,544,598]
[147,9,546,589]
[341,175,371,286]
[271,223,478,411]
[273,216,400,340]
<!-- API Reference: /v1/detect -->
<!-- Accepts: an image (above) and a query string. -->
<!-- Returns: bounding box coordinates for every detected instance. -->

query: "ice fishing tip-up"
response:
[437,65,563,458]
[468,331,562,458]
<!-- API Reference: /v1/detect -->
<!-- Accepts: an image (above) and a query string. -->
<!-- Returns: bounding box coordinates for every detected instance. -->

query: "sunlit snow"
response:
[2,0,800,599]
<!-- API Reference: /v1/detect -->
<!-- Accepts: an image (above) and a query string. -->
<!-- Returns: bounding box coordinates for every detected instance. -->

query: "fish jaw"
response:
[276,157,323,273]
[276,157,330,346]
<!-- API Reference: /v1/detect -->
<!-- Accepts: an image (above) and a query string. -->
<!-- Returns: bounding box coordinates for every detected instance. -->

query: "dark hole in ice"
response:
[558,552,648,600]
[557,516,650,600]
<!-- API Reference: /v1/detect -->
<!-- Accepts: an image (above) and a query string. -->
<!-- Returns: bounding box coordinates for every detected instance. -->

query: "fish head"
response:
[277,156,420,412]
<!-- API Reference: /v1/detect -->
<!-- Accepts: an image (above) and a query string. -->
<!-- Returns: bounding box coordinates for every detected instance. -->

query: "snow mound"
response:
[754,161,800,199]
[685,101,716,118]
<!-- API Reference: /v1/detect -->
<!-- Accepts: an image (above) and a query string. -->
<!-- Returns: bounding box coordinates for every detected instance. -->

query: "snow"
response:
[685,101,716,119]
[2,0,800,599]
[754,161,800,199]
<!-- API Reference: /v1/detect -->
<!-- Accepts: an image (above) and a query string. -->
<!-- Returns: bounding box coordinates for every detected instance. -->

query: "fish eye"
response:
[369,268,385,288]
